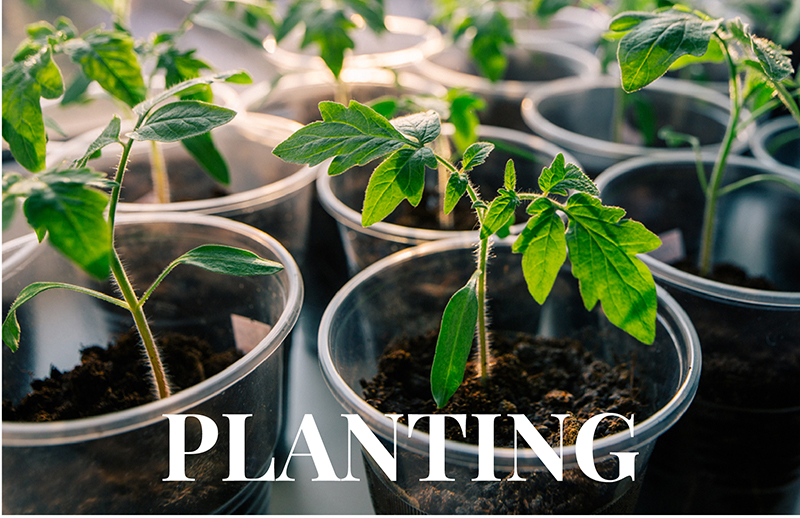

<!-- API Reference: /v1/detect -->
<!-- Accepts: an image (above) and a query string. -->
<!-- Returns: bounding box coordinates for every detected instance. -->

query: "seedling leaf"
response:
[170,245,284,276]
[181,132,230,185]
[22,170,111,279]
[612,9,722,92]
[480,190,519,239]
[362,147,436,226]
[129,101,236,142]
[444,173,468,214]
[272,100,415,175]
[431,277,479,408]
[563,193,661,344]
[64,30,147,107]
[513,198,567,304]
[73,116,122,168]
[391,111,441,145]
[133,70,252,117]
[538,153,599,197]
[461,142,494,172]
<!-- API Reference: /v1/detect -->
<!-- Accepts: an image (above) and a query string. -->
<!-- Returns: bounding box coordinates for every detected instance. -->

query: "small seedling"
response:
[2,19,283,401]
[610,5,800,276]
[273,100,660,407]
[273,0,386,80]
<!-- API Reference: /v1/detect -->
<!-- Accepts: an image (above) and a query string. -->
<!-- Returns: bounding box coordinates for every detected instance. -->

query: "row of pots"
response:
[3,10,800,516]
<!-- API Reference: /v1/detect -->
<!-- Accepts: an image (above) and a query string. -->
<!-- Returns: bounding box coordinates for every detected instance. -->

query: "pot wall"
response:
[2,213,303,513]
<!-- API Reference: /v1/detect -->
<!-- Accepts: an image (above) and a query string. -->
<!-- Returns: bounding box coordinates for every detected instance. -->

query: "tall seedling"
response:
[2,19,283,401]
[609,6,800,276]
[273,101,661,407]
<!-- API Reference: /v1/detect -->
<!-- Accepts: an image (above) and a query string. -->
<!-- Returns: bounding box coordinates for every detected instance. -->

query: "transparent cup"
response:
[318,236,701,514]
[2,212,303,514]
[596,153,800,513]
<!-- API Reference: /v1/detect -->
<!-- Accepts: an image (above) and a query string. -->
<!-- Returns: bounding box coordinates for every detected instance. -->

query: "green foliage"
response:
[273,101,661,407]
[276,0,386,78]
[611,7,800,275]
[128,101,236,142]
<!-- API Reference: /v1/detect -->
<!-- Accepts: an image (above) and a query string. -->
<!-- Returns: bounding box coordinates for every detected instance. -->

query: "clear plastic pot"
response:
[596,153,800,513]
[318,236,701,514]
[521,75,752,176]
[749,115,800,179]
[317,124,581,275]
[2,212,303,514]
[262,15,445,74]
[415,40,600,134]
[504,5,610,49]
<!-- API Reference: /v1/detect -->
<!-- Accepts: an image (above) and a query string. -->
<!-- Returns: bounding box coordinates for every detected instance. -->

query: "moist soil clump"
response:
[361,330,648,514]
[3,330,242,422]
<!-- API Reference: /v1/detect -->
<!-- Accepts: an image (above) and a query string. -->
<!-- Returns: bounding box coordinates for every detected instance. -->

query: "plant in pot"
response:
[594,6,800,513]
[1,27,303,513]
[415,0,601,133]
[312,91,582,274]
[273,100,702,513]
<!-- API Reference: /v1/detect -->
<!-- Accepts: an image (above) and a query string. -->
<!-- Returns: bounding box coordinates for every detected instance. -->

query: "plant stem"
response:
[477,236,489,385]
[108,129,171,400]
[698,36,740,276]
[149,141,171,204]
[435,137,454,229]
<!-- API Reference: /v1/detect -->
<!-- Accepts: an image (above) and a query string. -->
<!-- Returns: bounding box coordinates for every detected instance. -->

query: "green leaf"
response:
[668,36,724,70]
[563,193,661,344]
[444,172,468,214]
[459,8,514,82]
[272,100,414,175]
[431,276,479,408]
[480,190,519,239]
[22,170,111,279]
[344,0,386,33]
[64,30,146,107]
[133,70,251,118]
[61,72,93,105]
[293,5,357,78]
[612,9,722,92]
[170,245,283,276]
[2,45,62,172]
[752,35,794,82]
[512,198,567,304]
[538,153,599,197]
[362,147,436,226]
[156,48,213,102]
[3,281,126,351]
[72,116,121,168]
[461,142,494,172]
[504,159,516,191]
[181,132,230,185]
[191,10,265,48]
[391,111,441,145]
[129,101,236,142]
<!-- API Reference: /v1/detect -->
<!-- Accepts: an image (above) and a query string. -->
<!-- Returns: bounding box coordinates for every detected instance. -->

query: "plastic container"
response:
[521,75,752,176]
[596,153,800,513]
[2,212,303,514]
[415,40,600,134]
[504,5,610,49]
[262,15,444,75]
[317,124,580,275]
[749,115,800,178]
[318,236,701,514]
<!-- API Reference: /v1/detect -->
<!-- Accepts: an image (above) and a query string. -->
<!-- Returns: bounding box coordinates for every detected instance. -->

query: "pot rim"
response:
[520,75,752,160]
[318,235,702,468]
[749,115,800,178]
[2,211,303,445]
[262,15,445,73]
[415,39,601,99]
[595,152,800,307]
[316,124,582,245]
[49,115,319,215]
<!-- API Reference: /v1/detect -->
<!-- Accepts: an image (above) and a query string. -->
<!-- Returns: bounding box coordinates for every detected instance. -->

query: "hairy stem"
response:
[477,236,489,385]
[698,36,740,276]
[108,122,171,399]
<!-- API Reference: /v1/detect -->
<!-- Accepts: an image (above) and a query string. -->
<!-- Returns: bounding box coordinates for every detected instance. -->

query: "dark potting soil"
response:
[3,330,242,422]
[360,330,647,514]
[362,330,645,446]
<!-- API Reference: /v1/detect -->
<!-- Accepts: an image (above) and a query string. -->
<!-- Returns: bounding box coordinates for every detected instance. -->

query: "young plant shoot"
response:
[609,5,800,276]
[273,100,661,407]
[2,20,283,401]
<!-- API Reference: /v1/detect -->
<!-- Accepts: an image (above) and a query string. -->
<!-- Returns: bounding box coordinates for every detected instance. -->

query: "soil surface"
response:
[360,330,648,514]
[3,330,242,422]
